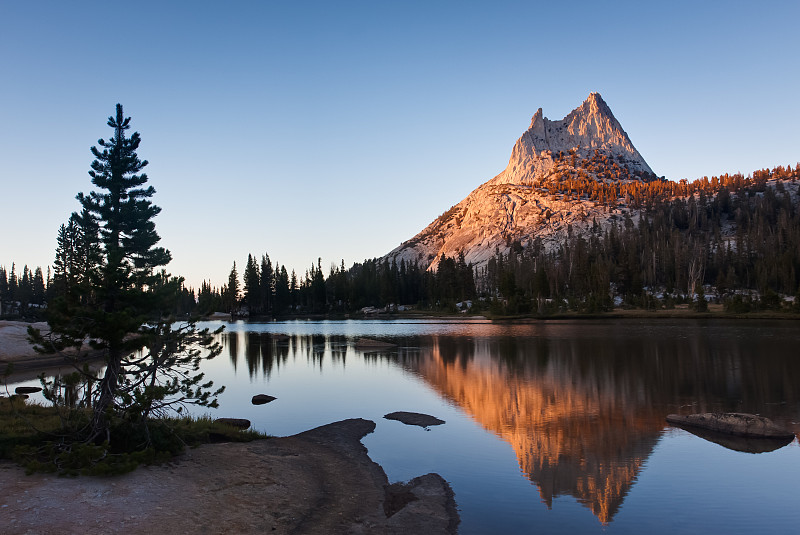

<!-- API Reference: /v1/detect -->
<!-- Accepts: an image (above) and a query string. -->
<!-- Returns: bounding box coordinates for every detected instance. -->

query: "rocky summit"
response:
[385,93,656,270]
[490,92,653,187]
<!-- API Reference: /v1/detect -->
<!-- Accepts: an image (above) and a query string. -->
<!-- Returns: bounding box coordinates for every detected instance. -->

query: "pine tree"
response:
[9,263,17,302]
[243,254,260,314]
[225,262,240,312]
[259,254,274,315]
[30,104,223,444]
[32,267,45,305]
[0,266,8,304]
[274,265,289,313]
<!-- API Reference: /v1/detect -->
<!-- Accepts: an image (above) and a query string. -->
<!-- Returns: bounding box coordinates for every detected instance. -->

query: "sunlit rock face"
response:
[492,92,653,187]
[385,93,653,270]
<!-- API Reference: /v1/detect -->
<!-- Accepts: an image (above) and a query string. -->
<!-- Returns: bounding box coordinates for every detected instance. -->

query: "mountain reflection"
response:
[403,337,663,523]
[390,327,800,524]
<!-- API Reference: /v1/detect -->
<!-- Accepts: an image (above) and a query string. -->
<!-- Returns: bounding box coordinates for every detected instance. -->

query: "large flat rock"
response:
[0,418,459,534]
[0,320,101,373]
[666,412,795,439]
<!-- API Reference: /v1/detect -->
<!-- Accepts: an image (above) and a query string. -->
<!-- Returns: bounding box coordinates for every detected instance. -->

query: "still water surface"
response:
[14,319,800,534]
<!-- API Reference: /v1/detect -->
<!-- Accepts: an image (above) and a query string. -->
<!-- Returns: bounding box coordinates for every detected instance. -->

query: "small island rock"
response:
[666,412,795,439]
[252,394,277,405]
[384,411,445,428]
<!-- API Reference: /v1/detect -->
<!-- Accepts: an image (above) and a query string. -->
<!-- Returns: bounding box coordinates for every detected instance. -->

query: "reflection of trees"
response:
[390,326,800,524]
[226,331,238,369]
[223,333,360,378]
[223,332,290,378]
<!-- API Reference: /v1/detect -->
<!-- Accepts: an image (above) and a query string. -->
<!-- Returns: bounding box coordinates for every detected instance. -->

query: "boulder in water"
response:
[252,394,277,405]
[666,413,794,439]
[384,411,445,428]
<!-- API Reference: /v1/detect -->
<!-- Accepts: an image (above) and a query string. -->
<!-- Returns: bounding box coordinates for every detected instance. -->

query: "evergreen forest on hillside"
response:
[4,163,800,319]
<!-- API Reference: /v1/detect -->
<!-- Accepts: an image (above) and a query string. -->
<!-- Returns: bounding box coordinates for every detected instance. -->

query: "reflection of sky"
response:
[7,320,800,535]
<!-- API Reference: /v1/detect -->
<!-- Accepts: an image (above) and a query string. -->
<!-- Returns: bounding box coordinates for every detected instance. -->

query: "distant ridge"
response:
[385,93,656,270]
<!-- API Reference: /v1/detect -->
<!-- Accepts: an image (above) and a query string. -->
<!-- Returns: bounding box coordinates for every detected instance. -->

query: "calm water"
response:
[10,319,800,534]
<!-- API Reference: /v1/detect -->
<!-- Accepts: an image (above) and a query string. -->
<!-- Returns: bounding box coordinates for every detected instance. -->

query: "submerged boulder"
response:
[666,413,795,439]
[384,412,445,428]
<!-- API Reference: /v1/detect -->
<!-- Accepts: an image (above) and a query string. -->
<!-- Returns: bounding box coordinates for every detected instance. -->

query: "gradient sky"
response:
[2,1,798,290]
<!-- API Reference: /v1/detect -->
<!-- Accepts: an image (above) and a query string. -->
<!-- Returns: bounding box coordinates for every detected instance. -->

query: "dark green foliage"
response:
[2,397,264,476]
[243,254,260,314]
[693,284,708,312]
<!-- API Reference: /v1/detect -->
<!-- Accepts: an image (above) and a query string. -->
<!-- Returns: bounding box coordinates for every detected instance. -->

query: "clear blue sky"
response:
[2,1,797,290]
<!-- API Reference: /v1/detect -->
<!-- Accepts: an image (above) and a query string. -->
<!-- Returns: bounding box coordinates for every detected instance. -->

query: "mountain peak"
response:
[583,92,613,117]
[529,108,544,129]
[586,91,604,104]
[385,94,657,272]
[493,93,653,186]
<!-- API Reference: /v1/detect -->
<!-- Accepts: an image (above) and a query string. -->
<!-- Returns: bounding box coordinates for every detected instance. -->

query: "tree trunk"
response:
[90,347,121,443]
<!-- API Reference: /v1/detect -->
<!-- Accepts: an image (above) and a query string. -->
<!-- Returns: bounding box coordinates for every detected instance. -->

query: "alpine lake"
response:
[10,318,800,534]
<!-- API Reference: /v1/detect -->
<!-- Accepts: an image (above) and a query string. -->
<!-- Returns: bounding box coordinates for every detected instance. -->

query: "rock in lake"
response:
[384,411,445,428]
[666,412,795,439]
[15,386,42,394]
[214,418,251,430]
[252,394,277,405]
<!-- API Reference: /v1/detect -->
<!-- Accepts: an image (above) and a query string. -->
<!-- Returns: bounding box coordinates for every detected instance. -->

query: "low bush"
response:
[0,397,265,476]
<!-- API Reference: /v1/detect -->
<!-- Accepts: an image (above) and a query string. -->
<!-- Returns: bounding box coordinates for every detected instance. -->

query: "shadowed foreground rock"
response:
[666,413,795,439]
[0,418,459,534]
[384,411,446,428]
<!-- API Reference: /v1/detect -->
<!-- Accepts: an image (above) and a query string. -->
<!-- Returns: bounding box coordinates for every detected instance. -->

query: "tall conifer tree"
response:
[31,104,223,443]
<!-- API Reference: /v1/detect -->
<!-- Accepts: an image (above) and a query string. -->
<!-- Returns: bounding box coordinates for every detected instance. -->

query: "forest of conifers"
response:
[3,163,799,318]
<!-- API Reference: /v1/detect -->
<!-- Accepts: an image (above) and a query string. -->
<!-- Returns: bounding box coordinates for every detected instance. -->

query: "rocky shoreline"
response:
[0,418,459,534]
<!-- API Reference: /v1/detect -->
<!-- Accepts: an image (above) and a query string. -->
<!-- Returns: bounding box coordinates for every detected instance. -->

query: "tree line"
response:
[480,171,800,314]
[0,264,48,316]
[195,251,476,316]
[5,162,799,320]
